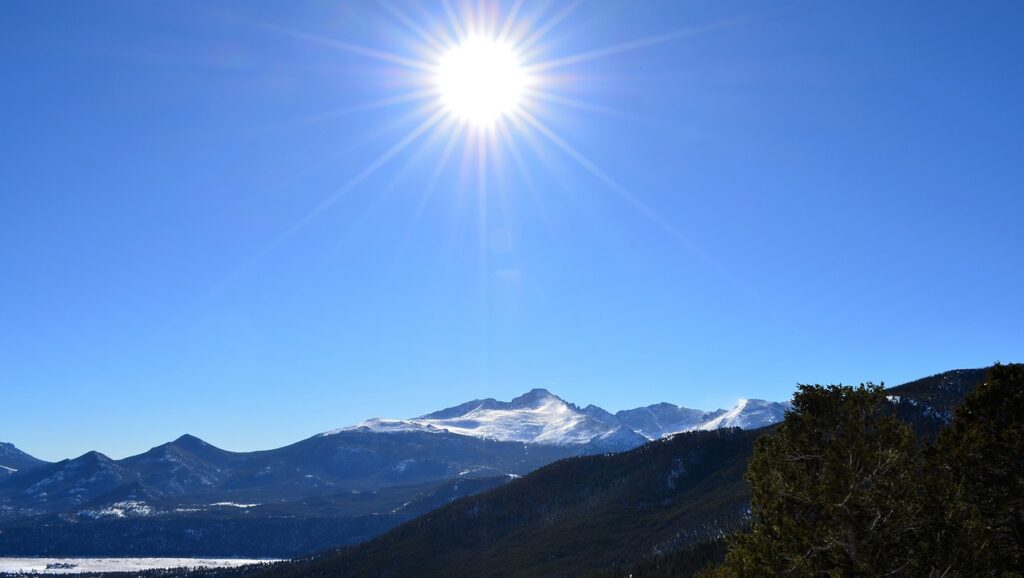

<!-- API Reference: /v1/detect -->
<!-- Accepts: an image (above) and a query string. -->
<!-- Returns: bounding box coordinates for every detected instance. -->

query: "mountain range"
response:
[85,367,991,578]
[236,368,991,578]
[0,368,992,572]
[332,388,790,446]
[0,389,787,558]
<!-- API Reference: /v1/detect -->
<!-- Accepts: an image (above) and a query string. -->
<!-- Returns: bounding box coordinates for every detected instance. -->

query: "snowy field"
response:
[0,558,276,575]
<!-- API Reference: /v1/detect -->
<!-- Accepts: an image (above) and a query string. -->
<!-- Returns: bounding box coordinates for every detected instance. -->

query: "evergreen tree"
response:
[704,383,921,577]
[922,362,1024,576]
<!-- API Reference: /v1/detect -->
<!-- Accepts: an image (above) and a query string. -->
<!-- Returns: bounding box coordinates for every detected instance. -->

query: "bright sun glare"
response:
[435,36,529,127]
[248,2,705,262]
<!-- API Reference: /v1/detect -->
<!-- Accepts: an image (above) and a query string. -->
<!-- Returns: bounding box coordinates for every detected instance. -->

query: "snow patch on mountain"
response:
[334,389,609,445]
[614,403,709,439]
[325,389,790,447]
[330,419,449,436]
[696,399,792,430]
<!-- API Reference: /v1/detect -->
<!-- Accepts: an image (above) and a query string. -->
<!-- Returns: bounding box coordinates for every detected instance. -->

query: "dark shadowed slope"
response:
[249,428,759,578]
[886,367,987,437]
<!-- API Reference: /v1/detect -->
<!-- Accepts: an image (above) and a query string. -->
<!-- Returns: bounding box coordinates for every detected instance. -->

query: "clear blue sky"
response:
[2,1,1022,461]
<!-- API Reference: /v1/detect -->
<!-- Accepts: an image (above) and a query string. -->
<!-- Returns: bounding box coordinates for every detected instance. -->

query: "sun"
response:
[435,36,530,128]
[237,2,712,280]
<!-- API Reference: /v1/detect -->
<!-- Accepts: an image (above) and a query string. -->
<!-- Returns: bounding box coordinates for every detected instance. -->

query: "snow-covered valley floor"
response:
[0,557,276,575]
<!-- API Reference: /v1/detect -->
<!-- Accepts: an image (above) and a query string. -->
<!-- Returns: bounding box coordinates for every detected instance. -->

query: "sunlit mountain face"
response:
[330,388,790,445]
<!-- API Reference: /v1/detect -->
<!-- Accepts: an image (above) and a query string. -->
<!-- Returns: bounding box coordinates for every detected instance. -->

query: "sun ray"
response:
[497,0,525,43]
[524,88,640,121]
[251,18,436,72]
[476,120,489,273]
[242,102,447,209]
[456,121,479,195]
[528,12,767,73]
[474,115,492,357]
[518,110,710,262]
[266,107,447,247]
[517,0,583,53]
[497,120,559,242]
[398,121,465,251]
[442,0,469,42]
[212,107,447,294]
[528,27,702,74]
[378,0,447,54]
[325,118,457,257]
[473,0,494,37]
[250,88,438,135]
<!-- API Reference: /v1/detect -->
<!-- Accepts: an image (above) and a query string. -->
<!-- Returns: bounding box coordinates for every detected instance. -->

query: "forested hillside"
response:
[248,428,758,578]
[228,366,1000,578]
[705,364,1023,576]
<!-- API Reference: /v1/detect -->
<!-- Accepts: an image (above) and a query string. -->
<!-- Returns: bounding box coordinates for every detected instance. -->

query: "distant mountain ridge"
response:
[0,387,787,558]
[249,367,997,578]
[330,388,791,446]
[0,442,47,477]
[2,370,977,561]
[0,430,576,557]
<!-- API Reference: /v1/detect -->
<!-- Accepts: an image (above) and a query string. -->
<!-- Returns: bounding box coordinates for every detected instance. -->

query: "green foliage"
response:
[707,383,921,576]
[919,362,1024,576]
[708,365,1024,577]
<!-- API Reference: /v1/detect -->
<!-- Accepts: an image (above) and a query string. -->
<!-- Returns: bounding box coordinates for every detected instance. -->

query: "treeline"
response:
[702,363,1023,576]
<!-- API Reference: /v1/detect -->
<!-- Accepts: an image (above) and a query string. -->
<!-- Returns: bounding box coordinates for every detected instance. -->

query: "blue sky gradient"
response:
[2,0,1022,461]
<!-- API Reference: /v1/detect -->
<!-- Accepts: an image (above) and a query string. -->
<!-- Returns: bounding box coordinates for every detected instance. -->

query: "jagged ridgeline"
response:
[0,390,787,558]
[0,366,1005,577]
[205,366,999,578]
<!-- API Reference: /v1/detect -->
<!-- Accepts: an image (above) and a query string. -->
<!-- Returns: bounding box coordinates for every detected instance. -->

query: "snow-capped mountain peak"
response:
[507,388,562,409]
[613,403,709,439]
[337,389,608,445]
[581,404,619,426]
[325,389,790,448]
[696,399,792,430]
